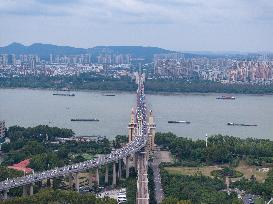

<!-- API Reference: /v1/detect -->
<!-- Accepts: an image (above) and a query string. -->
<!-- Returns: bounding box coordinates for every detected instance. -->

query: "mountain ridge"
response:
[0,43,173,59]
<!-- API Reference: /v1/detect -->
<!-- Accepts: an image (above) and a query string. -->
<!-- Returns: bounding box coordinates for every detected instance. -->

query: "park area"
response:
[165,160,270,182]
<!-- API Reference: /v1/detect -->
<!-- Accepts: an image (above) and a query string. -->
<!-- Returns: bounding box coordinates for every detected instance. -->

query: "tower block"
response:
[128,108,137,142]
[148,110,156,152]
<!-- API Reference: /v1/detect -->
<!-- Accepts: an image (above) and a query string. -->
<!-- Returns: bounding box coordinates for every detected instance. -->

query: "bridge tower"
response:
[148,110,156,152]
[128,107,136,142]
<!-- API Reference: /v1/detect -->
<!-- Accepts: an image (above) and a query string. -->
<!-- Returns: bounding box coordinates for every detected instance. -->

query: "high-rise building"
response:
[0,121,5,138]
[8,54,16,65]
[0,54,8,66]
[30,58,36,69]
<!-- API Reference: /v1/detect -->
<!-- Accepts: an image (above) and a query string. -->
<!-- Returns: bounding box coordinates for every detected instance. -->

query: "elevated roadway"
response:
[0,75,150,204]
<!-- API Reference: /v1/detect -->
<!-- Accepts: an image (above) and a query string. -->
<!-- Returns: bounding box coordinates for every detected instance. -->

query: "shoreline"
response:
[0,86,272,96]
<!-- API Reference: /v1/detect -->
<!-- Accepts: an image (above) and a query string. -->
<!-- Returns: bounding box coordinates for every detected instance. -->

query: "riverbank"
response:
[1,76,273,95]
[1,85,273,97]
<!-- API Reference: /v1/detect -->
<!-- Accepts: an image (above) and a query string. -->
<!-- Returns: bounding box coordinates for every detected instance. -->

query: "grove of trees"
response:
[231,169,273,200]
[1,189,117,204]
[155,132,273,165]
[1,125,112,177]
[2,74,273,94]
[160,169,241,204]
[155,132,273,202]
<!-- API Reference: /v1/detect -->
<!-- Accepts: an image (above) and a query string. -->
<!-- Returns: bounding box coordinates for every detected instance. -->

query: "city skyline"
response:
[0,0,273,52]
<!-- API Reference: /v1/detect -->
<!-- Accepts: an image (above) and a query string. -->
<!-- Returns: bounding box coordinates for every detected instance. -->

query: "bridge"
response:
[0,74,154,204]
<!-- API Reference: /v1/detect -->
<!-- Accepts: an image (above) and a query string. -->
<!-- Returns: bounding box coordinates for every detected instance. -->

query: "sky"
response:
[0,0,272,52]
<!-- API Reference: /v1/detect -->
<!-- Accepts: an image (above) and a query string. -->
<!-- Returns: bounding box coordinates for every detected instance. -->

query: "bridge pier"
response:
[136,149,149,204]
[126,156,129,178]
[68,173,73,189]
[29,183,34,196]
[96,168,100,186]
[3,190,8,200]
[112,162,116,187]
[75,172,79,192]
[105,165,109,184]
[47,178,53,188]
[88,170,93,188]
[118,159,122,179]
[134,154,138,170]
[23,185,28,196]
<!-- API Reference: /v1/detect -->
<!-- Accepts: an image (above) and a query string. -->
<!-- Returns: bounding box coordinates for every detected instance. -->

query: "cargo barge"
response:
[168,121,190,124]
[53,93,75,96]
[71,119,99,122]
[103,94,116,96]
[216,96,235,100]
[227,122,257,127]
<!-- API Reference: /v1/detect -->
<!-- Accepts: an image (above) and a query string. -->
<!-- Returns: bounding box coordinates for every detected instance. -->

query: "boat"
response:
[103,94,116,96]
[71,119,99,122]
[61,87,70,91]
[216,96,235,100]
[53,93,75,96]
[227,122,257,127]
[168,120,190,124]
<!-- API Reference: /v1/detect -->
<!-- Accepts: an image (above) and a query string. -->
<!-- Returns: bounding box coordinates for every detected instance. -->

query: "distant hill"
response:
[1,43,253,61]
[0,43,86,58]
[0,43,173,60]
[90,46,172,58]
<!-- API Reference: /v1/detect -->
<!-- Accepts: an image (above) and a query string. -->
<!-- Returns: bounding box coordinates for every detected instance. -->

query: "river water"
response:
[0,88,272,140]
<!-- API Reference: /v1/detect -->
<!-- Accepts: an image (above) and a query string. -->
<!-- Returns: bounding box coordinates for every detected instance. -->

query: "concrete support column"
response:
[47,179,52,188]
[118,159,122,179]
[23,185,28,196]
[126,157,129,178]
[96,168,100,186]
[75,172,79,192]
[134,154,138,170]
[88,170,93,188]
[29,183,34,196]
[105,165,109,184]
[68,173,73,189]
[112,162,116,187]
[3,190,8,200]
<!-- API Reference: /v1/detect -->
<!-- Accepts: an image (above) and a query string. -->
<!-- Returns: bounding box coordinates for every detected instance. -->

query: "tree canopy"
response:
[155,132,273,165]
[1,189,117,204]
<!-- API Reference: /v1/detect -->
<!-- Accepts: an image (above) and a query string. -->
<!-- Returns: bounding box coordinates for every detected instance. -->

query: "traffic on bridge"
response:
[0,74,150,204]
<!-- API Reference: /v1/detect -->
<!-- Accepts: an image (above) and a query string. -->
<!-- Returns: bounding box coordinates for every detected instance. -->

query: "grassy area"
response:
[165,160,270,182]
[254,197,265,204]
[165,166,222,177]
[81,153,94,160]
[69,153,95,160]
[234,161,269,182]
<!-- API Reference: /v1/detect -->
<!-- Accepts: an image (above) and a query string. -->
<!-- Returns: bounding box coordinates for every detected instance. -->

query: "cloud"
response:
[36,0,77,4]
[0,0,272,51]
[0,0,75,16]
[1,0,272,25]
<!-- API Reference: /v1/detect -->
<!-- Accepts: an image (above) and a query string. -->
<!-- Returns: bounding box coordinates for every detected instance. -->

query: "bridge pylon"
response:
[128,107,137,143]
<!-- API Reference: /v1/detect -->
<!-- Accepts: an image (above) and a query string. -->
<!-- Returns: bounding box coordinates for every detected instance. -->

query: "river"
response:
[0,88,272,140]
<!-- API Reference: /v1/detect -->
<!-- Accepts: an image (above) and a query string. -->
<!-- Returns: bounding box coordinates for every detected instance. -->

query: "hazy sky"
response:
[0,0,272,52]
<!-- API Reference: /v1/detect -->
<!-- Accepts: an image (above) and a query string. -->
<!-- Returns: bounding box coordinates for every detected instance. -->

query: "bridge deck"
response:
[0,73,150,204]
